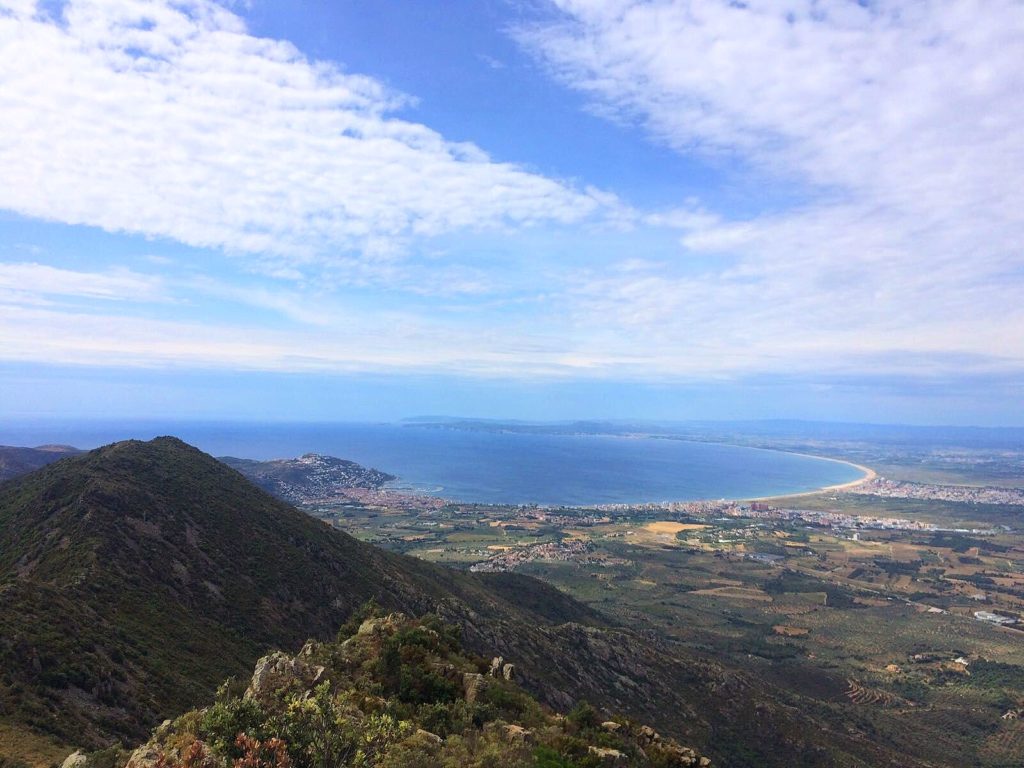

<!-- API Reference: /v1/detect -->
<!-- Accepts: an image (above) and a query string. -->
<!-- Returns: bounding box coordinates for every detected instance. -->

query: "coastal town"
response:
[849,477,1024,505]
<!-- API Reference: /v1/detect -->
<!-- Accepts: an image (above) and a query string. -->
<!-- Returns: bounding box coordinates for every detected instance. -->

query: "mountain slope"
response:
[103,610,711,768]
[0,438,600,750]
[0,445,82,483]
[0,438,940,767]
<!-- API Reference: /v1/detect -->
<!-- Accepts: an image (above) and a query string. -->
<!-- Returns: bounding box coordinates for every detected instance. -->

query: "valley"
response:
[283,442,1024,768]
[2,434,1023,767]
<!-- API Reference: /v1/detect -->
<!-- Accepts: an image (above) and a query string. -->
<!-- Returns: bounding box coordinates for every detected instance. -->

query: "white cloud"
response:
[0,261,163,301]
[1,0,1022,388]
[518,0,1024,378]
[0,0,605,279]
[0,301,624,377]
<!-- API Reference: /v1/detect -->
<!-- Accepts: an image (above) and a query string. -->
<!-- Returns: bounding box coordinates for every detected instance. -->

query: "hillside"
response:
[0,438,600,751]
[0,438,944,767]
[79,610,711,768]
[0,445,82,483]
[219,454,394,505]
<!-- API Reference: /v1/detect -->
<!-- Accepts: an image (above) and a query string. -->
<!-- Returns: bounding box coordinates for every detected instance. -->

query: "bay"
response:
[0,420,865,506]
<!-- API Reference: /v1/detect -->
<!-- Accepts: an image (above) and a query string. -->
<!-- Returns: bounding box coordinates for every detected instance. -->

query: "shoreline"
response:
[743,452,877,503]
[421,450,879,510]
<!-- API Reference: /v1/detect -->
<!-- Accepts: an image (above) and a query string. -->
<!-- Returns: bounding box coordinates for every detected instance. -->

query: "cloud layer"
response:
[0,0,1022,399]
[521,0,1024,375]
[0,0,602,277]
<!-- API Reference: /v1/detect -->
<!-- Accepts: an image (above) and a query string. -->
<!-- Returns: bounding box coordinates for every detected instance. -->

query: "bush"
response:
[199,697,268,757]
[566,701,600,732]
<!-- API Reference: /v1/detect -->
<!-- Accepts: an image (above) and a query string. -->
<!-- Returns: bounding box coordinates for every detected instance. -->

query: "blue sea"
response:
[0,420,865,506]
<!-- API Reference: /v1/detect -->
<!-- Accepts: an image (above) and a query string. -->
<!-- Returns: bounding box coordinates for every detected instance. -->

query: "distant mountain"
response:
[0,438,939,767]
[219,453,395,505]
[0,444,82,482]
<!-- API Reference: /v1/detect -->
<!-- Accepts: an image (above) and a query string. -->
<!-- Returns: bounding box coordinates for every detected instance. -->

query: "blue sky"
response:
[0,0,1022,426]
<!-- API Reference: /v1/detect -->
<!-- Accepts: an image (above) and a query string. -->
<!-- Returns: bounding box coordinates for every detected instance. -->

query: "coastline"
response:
[376,444,880,510]
[744,454,877,502]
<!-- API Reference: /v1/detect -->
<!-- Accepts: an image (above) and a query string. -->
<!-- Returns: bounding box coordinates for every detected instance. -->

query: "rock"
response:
[502,662,515,681]
[483,721,534,745]
[60,751,89,768]
[647,738,706,766]
[489,656,504,677]
[245,651,325,703]
[588,746,627,766]
[414,728,443,744]
[152,719,173,741]
[357,613,404,636]
[601,720,622,732]
[636,724,661,746]
[462,672,487,703]
[124,745,162,768]
[501,724,533,745]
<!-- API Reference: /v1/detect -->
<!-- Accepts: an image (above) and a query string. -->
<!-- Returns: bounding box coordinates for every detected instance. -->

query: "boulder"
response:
[588,746,627,766]
[414,728,443,744]
[124,745,162,768]
[244,651,325,703]
[502,663,515,681]
[357,613,404,636]
[638,725,660,744]
[462,672,487,703]
[60,751,89,768]
[483,721,534,745]
[498,723,533,745]
[488,656,504,677]
[601,720,622,733]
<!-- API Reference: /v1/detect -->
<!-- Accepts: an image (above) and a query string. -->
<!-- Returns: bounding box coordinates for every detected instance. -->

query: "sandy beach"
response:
[748,454,877,502]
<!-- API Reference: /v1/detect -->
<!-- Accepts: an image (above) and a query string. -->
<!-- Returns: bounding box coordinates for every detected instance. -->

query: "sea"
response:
[0,420,865,506]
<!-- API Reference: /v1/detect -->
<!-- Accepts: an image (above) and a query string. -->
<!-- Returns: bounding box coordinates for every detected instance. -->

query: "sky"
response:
[0,0,1022,426]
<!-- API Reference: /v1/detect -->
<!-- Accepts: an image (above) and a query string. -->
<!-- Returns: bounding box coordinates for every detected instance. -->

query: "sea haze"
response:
[0,420,864,505]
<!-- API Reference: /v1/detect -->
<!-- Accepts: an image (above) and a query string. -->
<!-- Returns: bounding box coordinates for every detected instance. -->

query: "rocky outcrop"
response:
[484,721,534,746]
[588,746,627,766]
[60,751,89,768]
[244,651,325,704]
[462,672,488,704]
[357,613,404,637]
[634,724,709,767]
[123,745,163,768]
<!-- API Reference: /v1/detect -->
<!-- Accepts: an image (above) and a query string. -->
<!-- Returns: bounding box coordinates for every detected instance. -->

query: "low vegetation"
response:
[75,609,707,768]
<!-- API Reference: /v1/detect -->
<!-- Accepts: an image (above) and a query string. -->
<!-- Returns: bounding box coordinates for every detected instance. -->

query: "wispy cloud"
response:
[0,262,164,302]
[0,0,608,280]
[0,0,1021,394]
[518,0,1024,378]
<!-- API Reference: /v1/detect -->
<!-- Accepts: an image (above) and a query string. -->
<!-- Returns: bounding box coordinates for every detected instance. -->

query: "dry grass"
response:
[644,522,709,535]
[0,720,70,768]
[690,586,774,602]
[773,625,811,637]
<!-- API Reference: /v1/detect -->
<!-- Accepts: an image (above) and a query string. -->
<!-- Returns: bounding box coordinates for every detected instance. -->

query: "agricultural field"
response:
[296,475,1024,766]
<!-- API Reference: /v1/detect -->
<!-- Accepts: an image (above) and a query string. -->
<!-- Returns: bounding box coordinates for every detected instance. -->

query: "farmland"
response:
[295,465,1024,767]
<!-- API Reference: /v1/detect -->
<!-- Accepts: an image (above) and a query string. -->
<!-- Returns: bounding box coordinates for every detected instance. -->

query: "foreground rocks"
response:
[76,611,711,768]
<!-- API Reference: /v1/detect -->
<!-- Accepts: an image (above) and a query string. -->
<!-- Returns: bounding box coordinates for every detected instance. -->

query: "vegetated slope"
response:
[0,445,82,482]
[0,439,939,767]
[0,438,596,751]
[219,454,395,505]
[94,611,711,768]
